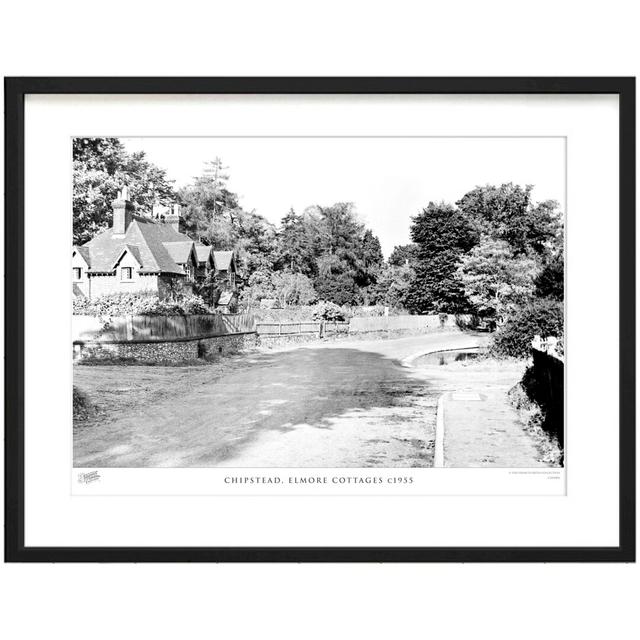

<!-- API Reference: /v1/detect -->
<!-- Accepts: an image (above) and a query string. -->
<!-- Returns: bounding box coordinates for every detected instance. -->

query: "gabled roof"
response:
[81,215,189,275]
[72,245,91,267]
[213,250,234,271]
[163,241,196,265]
[112,244,143,269]
[195,244,213,264]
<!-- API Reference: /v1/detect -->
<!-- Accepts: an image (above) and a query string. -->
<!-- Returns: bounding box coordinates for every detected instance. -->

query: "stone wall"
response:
[74,332,257,364]
[197,333,257,359]
[257,333,324,349]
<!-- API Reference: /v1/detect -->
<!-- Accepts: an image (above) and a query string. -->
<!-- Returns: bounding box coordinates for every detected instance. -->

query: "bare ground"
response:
[73,333,481,467]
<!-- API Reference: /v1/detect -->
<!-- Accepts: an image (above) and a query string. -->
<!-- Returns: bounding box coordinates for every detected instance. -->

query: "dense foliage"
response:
[456,238,537,319]
[400,184,564,357]
[73,138,176,245]
[456,183,562,256]
[403,202,478,313]
[73,292,211,316]
[311,301,347,322]
[73,142,565,357]
[490,298,564,359]
[388,243,418,267]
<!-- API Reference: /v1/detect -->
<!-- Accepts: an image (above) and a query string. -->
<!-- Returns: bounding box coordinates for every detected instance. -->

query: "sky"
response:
[122,137,566,258]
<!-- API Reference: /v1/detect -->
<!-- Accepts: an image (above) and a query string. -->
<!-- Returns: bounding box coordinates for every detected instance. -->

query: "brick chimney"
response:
[112,186,135,235]
[165,204,185,233]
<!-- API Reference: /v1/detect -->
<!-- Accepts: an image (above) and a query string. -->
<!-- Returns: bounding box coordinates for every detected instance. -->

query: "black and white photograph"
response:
[6,76,633,566]
[72,136,565,471]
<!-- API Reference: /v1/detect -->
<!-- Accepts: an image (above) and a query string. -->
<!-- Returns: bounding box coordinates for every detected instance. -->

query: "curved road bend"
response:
[74,332,481,468]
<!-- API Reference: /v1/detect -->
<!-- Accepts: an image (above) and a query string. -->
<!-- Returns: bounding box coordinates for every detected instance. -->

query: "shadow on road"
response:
[74,346,434,467]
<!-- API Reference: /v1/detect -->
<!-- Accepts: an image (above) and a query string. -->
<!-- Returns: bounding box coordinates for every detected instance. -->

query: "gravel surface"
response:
[73,333,481,467]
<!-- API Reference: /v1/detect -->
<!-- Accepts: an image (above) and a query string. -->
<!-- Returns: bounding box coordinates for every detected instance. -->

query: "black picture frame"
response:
[4,77,635,563]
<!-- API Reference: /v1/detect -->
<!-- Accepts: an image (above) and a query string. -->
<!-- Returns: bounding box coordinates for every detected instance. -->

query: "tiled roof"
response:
[163,241,195,265]
[79,214,237,277]
[112,244,143,268]
[73,245,92,267]
[82,215,189,275]
[213,250,234,271]
[195,244,213,264]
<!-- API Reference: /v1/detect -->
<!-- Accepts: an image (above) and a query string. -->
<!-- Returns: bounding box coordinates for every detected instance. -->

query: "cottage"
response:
[72,187,238,301]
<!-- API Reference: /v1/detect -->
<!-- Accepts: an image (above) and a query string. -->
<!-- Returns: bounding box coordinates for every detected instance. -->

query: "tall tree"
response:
[456,183,562,256]
[534,252,564,300]
[456,238,538,319]
[404,202,479,313]
[369,264,414,309]
[388,243,418,267]
[73,138,175,244]
[276,208,313,274]
[178,158,240,242]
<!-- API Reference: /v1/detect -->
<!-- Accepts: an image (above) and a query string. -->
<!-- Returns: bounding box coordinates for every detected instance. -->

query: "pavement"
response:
[74,332,481,468]
[441,390,548,467]
[415,357,550,467]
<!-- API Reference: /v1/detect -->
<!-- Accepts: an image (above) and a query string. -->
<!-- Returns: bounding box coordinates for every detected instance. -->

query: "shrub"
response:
[72,291,211,316]
[312,301,346,322]
[314,272,361,306]
[490,298,564,358]
[73,386,94,421]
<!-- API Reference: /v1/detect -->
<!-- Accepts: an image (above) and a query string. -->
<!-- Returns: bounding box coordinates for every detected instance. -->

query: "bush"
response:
[490,298,564,358]
[312,301,346,322]
[314,272,361,306]
[72,292,211,316]
[73,386,94,421]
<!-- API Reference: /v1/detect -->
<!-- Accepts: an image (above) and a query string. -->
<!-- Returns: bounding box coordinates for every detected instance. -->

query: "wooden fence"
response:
[256,321,350,338]
[73,313,256,344]
[348,314,474,333]
[73,311,474,345]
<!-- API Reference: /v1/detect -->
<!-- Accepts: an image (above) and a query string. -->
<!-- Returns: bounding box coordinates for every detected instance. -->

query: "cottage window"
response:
[73,267,82,281]
[121,267,133,280]
[185,263,194,281]
[229,271,236,287]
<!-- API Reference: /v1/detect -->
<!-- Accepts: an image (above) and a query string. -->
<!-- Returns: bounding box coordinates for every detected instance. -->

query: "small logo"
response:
[78,470,101,484]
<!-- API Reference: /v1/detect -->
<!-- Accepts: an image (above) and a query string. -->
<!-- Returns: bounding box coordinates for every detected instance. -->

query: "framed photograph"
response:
[4,77,635,562]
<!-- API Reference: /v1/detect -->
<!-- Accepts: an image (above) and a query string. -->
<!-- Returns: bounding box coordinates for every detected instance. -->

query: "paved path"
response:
[74,332,480,468]
[413,356,549,467]
[441,390,548,467]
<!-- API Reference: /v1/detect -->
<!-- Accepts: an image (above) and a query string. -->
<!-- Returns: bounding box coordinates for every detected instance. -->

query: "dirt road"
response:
[74,332,481,467]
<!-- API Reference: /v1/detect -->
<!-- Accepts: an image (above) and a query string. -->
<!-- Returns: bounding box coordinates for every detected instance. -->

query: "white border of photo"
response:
[23,94,618,548]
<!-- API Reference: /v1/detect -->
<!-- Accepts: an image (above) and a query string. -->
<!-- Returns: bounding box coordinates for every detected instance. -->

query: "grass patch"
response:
[508,381,563,466]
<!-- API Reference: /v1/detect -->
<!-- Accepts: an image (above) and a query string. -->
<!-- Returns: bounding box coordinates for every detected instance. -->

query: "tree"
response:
[276,208,314,274]
[535,252,564,300]
[456,238,537,319]
[73,138,176,244]
[177,160,279,278]
[388,243,418,267]
[315,271,361,306]
[456,183,562,256]
[238,269,277,308]
[404,202,479,313]
[271,272,317,307]
[491,298,564,358]
[178,158,240,243]
[369,264,414,309]
[361,229,384,271]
